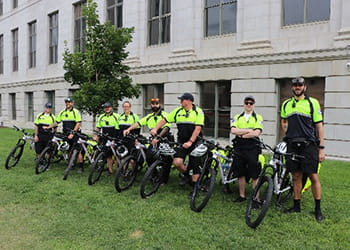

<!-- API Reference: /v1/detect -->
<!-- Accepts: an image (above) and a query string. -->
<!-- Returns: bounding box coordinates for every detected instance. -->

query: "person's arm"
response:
[281,119,288,134]
[183,125,202,149]
[159,126,170,137]
[315,122,325,161]
[230,127,253,136]
[150,118,166,136]
[124,122,140,136]
[241,129,262,138]
[34,125,39,142]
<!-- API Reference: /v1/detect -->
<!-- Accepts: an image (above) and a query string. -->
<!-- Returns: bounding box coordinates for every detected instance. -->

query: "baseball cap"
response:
[64,97,73,102]
[244,95,255,103]
[102,102,112,108]
[177,92,194,102]
[291,77,305,85]
[45,102,52,108]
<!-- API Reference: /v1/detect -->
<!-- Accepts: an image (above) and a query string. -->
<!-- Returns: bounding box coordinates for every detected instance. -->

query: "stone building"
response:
[0,0,349,160]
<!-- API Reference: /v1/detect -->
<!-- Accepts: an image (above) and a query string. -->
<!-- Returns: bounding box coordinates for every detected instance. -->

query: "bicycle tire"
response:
[276,171,293,207]
[88,152,106,185]
[51,144,63,164]
[5,144,25,169]
[190,158,217,212]
[114,155,139,192]
[140,160,165,198]
[35,146,52,174]
[224,165,238,194]
[245,175,273,228]
[63,149,79,180]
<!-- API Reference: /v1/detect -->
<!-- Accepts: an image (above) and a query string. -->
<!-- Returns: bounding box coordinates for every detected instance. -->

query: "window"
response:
[13,0,18,9]
[45,90,55,114]
[200,81,231,138]
[0,34,3,74]
[9,93,16,120]
[12,28,18,72]
[107,0,123,29]
[74,1,86,52]
[28,21,36,68]
[283,0,330,26]
[49,12,59,64]
[26,92,34,122]
[148,0,171,46]
[0,94,2,117]
[143,84,164,115]
[205,0,237,37]
[0,0,3,16]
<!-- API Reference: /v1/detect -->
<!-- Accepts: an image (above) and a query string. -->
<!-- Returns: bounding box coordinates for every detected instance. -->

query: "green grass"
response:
[0,127,349,249]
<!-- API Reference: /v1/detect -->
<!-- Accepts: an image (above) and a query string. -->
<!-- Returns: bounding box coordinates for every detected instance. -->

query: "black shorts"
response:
[35,133,52,154]
[233,147,261,179]
[174,145,202,175]
[286,141,319,174]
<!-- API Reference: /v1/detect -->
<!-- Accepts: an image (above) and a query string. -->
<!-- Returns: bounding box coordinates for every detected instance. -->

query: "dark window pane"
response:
[307,0,330,22]
[201,83,215,109]
[218,111,230,137]
[283,0,304,25]
[162,0,170,14]
[150,0,160,18]
[203,110,215,137]
[206,7,220,36]
[222,3,237,34]
[117,5,123,28]
[206,0,220,7]
[161,16,170,43]
[149,19,159,45]
[218,83,231,108]
[107,0,116,7]
[107,8,115,25]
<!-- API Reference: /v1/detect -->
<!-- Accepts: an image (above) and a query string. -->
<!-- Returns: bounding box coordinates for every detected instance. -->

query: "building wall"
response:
[1,0,350,159]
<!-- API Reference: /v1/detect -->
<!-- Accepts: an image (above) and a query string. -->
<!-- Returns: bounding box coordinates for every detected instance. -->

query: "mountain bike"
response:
[140,136,177,198]
[35,132,70,174]
[88,133,129,185]
[114,134,150,192]
[245,140,303,228]
[63,132,101,180]
[5,125,35,169]
[190,142,238,212]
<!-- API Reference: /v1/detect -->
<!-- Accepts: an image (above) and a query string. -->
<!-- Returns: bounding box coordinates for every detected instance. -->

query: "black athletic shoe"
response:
[315,210,324,221]
[233,196,246,203]
[179,174,190,186]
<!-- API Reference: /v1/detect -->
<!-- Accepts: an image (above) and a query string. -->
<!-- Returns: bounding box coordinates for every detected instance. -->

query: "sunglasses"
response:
[151,102,159,105]
[244,102,255,106]
[292,83,304,87]
[151,98,159,102]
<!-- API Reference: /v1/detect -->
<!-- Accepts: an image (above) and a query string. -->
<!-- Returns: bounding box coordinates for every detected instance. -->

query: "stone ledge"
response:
[238,40,272,51]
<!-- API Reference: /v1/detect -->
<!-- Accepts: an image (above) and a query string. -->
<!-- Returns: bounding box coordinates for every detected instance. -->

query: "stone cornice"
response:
[0,76,65,89]
[129,47,349,75]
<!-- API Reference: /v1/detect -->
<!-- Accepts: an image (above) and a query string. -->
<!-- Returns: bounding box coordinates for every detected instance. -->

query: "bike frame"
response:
[212,150,237,185]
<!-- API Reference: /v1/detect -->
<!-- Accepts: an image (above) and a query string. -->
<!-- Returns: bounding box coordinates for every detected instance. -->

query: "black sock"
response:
[294,199,301,210]
[315,199,321,212]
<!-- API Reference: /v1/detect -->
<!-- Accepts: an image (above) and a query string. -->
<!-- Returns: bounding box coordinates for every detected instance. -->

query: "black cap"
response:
[291,77,305,85]
[244,95,255,103]
[45,102,52,108]
[177,92,194,102]
[64,97,73,102]
[102,102,112,108]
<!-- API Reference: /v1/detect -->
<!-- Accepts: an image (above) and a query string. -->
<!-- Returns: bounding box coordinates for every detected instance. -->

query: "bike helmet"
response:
[190,144,208,157]
[60,141,70,151]
[159,143,176,156]
[276,142,287,154]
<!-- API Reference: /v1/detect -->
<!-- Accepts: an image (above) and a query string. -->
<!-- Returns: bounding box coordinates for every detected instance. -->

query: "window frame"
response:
[28,21,37,68]
[10,93,16,120]
[48,11,59,64]
[204,0,237,37]
[0,34,3,74]
[74,1,86,52]
[12,28,19,72]
[148,0,171,46]
[26,92,34,122]
[106,0,123,29]
[282,0,330,26]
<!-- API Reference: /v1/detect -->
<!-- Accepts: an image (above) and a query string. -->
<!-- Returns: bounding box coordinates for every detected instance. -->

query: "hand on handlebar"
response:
[123,129,130,137]
[34,135,39,142]
[68,134,74,140]
[150,129,157,136]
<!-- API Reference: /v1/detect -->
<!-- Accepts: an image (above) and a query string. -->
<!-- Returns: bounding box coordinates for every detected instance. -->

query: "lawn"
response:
[0,127,349,249]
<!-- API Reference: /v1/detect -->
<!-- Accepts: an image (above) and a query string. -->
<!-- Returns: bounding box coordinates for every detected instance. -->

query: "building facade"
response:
[0,0,350,160]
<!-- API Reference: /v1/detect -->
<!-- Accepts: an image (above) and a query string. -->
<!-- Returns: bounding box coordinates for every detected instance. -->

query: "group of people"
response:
[33,77,325,222]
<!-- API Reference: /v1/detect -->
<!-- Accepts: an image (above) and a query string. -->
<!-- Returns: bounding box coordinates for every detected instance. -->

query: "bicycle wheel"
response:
[51,145,63,164]
[140,160,165,198]
[224,165,238,194]
[245,175,273,229]
[190,158,217,212]
[115,155,139,192]
[5,144,24,169]
[63,149,79,180]
[276,171,293,207]
[35,146,52,174]
[88,152,106,185]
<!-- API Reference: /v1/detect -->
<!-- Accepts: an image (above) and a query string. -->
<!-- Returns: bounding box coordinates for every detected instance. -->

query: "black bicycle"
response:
[5,125,35,170]
[139,136,177,198]
[35,132,70,174]
[245,140,303,228]
[114,134,149,192]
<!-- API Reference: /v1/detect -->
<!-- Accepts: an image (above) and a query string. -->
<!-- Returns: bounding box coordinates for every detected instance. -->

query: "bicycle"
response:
[190,141,238,212]
[5,125,35,170]
[63,131,101,180]
[88,132,129,185]
[245,140,303,228]
[140,136,177,198]
[114,134,150,192]
[35,132,70,174]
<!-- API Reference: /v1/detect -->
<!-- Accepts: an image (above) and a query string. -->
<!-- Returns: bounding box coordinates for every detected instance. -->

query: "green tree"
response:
[63,0,140,128]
